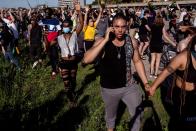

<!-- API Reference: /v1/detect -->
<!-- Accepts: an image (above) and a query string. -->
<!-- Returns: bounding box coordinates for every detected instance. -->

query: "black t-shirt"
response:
[30,25,42,44]
[99,40,126,89]
[129,14,139,29]
[139,18,149,35]
[0,29,14,51]
[150,24,164,44]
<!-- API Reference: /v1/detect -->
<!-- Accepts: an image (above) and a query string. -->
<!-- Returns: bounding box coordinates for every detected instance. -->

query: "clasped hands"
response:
[144,83,157,97]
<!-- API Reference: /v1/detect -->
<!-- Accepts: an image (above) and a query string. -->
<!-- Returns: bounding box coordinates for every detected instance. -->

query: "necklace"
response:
[116,46,121,59]
[64,35,71,57]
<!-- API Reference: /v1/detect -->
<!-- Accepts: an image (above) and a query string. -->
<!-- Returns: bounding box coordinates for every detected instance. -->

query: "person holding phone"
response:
[82,13,149,131]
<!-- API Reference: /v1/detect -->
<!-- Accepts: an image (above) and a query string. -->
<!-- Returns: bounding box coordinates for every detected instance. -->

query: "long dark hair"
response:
[112,13,127,25]
[154,13,164,26]
[179,35,196,114]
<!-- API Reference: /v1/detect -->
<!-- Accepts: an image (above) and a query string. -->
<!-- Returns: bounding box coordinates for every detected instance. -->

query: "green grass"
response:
[0,50,170,131]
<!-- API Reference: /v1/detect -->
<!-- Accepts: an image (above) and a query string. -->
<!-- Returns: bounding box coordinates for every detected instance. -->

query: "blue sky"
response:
[0,0,93,8]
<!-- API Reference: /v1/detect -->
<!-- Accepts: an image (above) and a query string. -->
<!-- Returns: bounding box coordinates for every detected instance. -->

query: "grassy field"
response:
[0,48,170,131]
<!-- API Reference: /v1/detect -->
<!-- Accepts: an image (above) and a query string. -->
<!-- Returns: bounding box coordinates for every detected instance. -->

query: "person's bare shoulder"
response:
[170,50,188,69]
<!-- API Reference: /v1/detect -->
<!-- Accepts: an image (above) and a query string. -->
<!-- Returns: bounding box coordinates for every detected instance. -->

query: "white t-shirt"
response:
[2,18,19,39]
[194,17,196,27]
[58,32,78,57]
[178,11,187,23]
[38,18,61,32]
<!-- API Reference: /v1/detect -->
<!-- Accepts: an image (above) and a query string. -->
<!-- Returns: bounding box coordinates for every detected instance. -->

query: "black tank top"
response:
[176,56,196,83]
[100,40,126,89]
[30,25,42,44]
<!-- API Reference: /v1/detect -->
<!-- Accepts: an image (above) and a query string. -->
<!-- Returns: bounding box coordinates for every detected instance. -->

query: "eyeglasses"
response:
[113,25,127,29]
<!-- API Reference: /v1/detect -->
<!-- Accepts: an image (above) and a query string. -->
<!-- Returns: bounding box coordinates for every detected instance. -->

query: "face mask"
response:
[63,27,71,34]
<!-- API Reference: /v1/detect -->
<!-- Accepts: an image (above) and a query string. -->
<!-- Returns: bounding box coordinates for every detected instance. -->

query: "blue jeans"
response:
[4,51,20,68]
[48,45,58,72]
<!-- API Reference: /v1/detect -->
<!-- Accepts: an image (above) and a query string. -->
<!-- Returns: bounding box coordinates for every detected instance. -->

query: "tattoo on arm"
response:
[166,66,175,73]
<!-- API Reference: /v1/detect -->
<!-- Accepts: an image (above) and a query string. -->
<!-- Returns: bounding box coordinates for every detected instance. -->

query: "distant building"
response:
[80,0,86,7]
[58,0,73,8]
[58,0,86,8]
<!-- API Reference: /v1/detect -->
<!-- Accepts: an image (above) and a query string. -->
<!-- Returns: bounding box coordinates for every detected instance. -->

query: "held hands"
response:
[144,83,157,97]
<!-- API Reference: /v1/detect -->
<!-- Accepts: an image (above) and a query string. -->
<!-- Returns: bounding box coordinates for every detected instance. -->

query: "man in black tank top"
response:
[83,13,149,131]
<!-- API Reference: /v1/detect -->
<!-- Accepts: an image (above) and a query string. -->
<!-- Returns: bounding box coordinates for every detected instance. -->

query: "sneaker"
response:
[154,75,158,79]
[51,72,56,80]
[149,74,153,78]
[32,61,39,69]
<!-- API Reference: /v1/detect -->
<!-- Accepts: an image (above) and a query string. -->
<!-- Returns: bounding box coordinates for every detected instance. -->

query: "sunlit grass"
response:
[0,50,169,131]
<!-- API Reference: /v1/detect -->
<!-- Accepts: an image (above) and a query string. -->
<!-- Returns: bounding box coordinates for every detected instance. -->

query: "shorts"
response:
[139,34,149,42]
[47,32,58,42]
[149,44,163,53]
[58,59,78,70]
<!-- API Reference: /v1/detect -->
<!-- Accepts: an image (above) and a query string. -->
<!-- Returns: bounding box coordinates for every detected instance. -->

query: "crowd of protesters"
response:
[0,1,196,131]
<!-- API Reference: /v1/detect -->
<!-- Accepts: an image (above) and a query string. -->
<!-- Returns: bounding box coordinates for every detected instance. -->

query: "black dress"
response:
[149,24,164,53]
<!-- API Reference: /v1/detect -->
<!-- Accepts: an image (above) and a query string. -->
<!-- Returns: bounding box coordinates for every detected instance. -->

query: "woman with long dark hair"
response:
[149,14,164,78]
[148,33,196,130]
[28,17,43,68]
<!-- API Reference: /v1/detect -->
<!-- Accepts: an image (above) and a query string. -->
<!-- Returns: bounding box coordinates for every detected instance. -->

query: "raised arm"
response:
[28,8,31,18]
[94,6,104,26]
[75,3,83,36]
[83,6,89,29]
[61,7,65,21]
[0,9,4,19]
[8,9,15,22]
[19,10,23,21]
[176,3,181,11]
